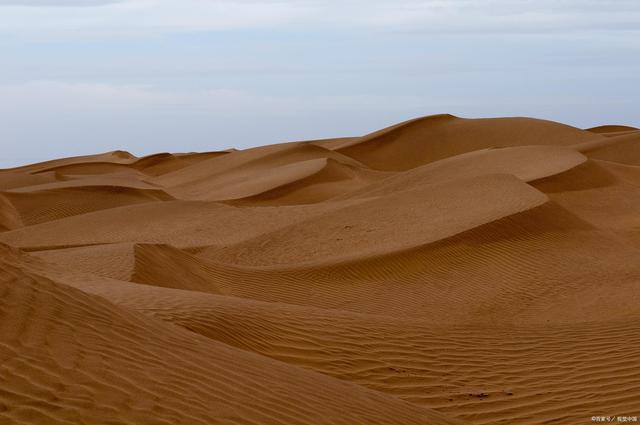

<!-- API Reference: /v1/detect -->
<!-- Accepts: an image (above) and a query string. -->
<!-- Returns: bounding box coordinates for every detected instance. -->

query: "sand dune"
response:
[34,243,224,294]
[130,151,230,176]
[335,145,587,200]
[2,150,136,172]
[322,115,601,170]
[575,131,640,165]
[205,173,549,266]
[0,194,22,231]
[1,114,639,424]
[158,142,373,202]
[77,283,640,425]
[0,199,359,249]
[0,170,56,191]
[224,158,384,205]
[171,157,383,205]
[31,204,640,325]
[0,249,462,425]
[586,124,639,134]
[2,149,229,177]
[191,202,640,323]
[6,244,639,425]
[532,159,640,248]
[2,185,174,225]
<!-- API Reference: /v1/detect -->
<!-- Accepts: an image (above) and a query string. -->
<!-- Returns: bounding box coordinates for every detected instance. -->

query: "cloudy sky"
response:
[1,0,639,167]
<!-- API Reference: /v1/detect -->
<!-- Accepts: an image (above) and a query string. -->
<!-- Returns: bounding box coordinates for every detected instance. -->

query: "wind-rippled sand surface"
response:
[2,115,639,424]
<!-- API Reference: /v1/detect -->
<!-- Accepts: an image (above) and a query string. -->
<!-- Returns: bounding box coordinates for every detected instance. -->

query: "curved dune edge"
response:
[158,142,370,201]
[336,145,587,201]
[209,173,549,267]
[2,149,231,176]
[573,131,640,165]
[531,159,640,249]
[0,247,466,425]
[6,172,164,194]
[1,185,175,226]
[586,124,639,134]
[0,194,22,231]
[224,158,385,205]
[0,150,136,173]
[130,151,230,176]
[0,199,358,249]
[201,157,332,201]
[329,115,602,170]
[133,243,224,293]
[0,171,56,191]
[33,243,223,294]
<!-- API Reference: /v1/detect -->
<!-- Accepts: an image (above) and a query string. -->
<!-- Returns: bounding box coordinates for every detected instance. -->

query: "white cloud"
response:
[0,0,120,5]
[327,0,640,34]
[0,0,309,37]
[0,0,638,38]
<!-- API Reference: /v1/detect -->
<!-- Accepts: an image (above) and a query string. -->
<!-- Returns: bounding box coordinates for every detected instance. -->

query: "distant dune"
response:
[1,114,639,424]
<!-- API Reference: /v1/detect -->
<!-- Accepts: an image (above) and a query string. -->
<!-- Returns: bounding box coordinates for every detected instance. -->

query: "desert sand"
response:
[1,114,639,424]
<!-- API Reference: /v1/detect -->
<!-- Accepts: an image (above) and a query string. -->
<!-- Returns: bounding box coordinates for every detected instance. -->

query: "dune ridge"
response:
[1,114,639,424]
[324,115,601,170]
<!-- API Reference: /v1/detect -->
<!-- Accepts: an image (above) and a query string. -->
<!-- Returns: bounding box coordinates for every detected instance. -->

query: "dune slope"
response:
[83,283,640,425]
[0,248,464,425]
[6,245,639,425]
[326,115,601,170]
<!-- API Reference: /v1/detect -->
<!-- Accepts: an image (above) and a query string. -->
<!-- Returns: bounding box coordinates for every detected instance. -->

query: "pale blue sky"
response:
[1,0,639,167]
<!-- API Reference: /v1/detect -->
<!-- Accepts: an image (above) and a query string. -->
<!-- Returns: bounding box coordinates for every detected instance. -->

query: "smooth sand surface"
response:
[1,114,639,424]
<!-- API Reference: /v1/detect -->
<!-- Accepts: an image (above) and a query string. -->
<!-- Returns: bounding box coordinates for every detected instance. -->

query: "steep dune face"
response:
[132,244,225,293]
[33,243,223,294]
[576,131,640,165]
[32,242,137,281]
[1,114,640,425]
[223,158,385,205]
[2,185,174,226]
[167,157,382,205]
[0,194,22,231]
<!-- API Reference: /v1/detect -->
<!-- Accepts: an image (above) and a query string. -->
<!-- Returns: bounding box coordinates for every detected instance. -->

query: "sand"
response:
[1,114,639,424]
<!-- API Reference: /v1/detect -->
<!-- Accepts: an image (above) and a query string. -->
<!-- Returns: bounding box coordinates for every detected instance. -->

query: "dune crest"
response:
[326,115,601,170]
